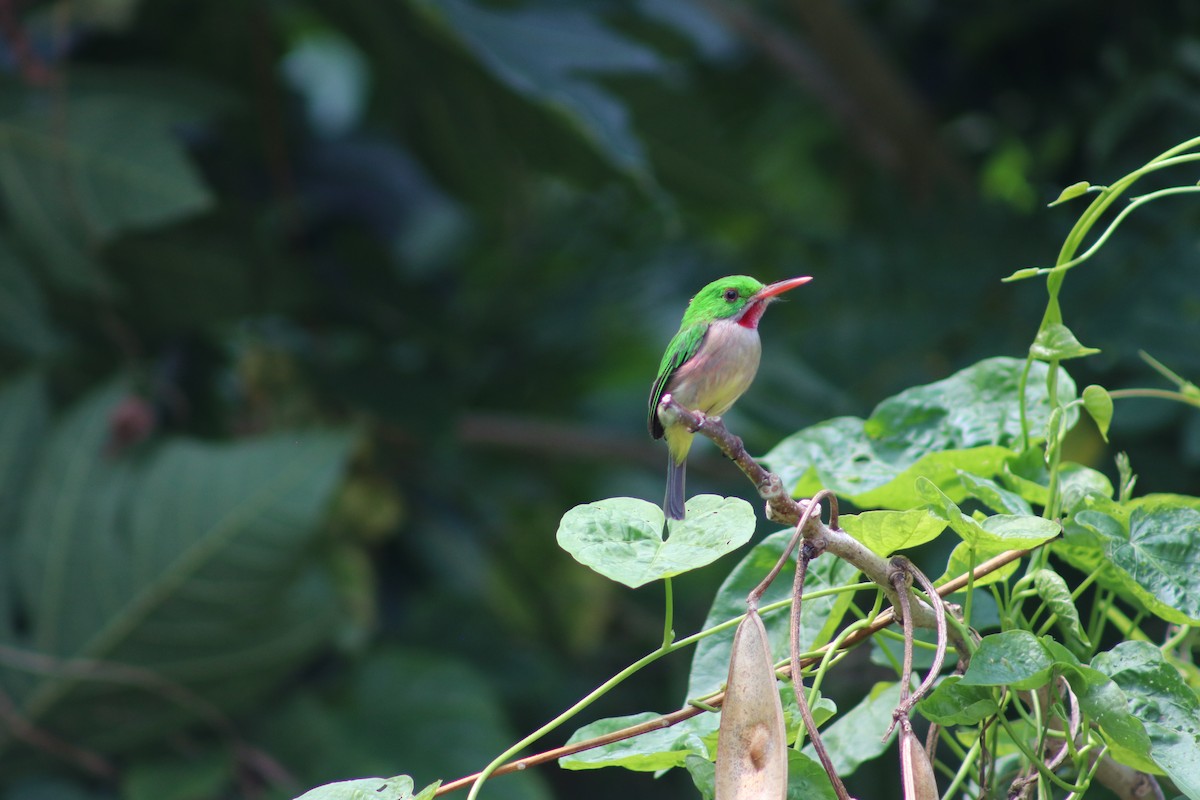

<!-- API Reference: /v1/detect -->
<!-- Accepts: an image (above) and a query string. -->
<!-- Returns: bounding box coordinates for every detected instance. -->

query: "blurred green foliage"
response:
[0,1,1197,798]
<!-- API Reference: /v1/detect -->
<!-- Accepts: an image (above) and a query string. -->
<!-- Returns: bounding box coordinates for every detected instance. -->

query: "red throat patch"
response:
[737,300,767,329]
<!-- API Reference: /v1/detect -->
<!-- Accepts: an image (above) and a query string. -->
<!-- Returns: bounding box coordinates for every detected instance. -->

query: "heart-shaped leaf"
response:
[556,495,755,588]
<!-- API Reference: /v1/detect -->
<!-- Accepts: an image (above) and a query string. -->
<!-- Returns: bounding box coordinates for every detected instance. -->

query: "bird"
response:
[648,275,811,520]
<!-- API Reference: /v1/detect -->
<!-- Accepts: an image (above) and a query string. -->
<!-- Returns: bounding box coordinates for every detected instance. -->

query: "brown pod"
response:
[899,722,938,800]
[715,609,787,799]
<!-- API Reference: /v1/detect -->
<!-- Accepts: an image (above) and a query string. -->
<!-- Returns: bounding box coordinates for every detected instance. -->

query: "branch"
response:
[660,394,971,653]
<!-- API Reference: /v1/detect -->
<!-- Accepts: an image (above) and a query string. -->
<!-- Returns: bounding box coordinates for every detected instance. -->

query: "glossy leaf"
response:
[1049,180,1093,206]
[839,509,946,557]
[939,541,1021,588]
[1092,642,1200,796]
[1058,463,1115,514]
[1065,501,1200,624]
[1073,674,1157,774]
[556,495,755,588]
[560,712,704,771]
[1082,384,1113,441]
[917,478,1059,548]
[957,471,1032,515]
[294,776,434,800]
[1001,446,1052,507]
[1029,322,1101,361]
[1031,568,1091,657]
[686,750,837,800]
[960,631,1054,691]
[763,358,1077,509]
[916,677,998,726]
[782,750,838,800]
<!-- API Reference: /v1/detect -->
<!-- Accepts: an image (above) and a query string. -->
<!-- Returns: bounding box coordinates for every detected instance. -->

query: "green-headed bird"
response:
[648,275,811,519]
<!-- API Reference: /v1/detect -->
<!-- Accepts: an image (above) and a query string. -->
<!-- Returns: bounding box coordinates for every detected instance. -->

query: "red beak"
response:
[754,276,812,301]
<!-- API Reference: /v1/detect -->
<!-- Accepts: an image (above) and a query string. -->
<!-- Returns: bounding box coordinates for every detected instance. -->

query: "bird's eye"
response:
[723,288,739,302]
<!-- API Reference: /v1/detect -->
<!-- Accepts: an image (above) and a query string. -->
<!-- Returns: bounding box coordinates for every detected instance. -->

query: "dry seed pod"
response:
[899,722,938,800]
[715,609,787,800]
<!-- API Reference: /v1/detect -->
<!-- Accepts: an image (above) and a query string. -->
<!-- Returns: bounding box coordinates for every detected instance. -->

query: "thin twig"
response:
[789,535,852,800]
[905,558,948,703]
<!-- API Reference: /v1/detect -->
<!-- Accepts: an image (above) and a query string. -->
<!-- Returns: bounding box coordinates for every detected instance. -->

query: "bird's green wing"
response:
[648,322,707,438]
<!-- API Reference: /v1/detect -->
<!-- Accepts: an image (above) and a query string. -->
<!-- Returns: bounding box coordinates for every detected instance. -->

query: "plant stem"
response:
[1108,387,1200,409]
[939,736,981,800]
[662,578,674,648]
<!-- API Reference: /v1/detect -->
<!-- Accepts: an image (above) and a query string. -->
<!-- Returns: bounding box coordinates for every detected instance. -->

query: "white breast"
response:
[665,320,762,417]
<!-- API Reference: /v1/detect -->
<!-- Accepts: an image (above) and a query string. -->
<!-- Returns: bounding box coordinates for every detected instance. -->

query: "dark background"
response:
[0,1,1198,798]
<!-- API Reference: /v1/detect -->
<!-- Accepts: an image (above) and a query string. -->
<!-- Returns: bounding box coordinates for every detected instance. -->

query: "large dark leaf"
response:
[0,92,213,293]
[412,0,663,182]
[0,381,352,757]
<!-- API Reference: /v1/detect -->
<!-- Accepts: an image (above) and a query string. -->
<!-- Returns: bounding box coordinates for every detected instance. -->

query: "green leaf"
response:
[0,372,48,646]
[263,648,547,800]
[1029,322,1101,361]
[560,712,704,771]
[688,751,834,800]
[1,381,354,755]
[1001,446,1051,506]
[685,532,857,703]
[917,478,1059,548]
[0,94,213,293]
[555,495,755,588]
[917,676,998,726]
[1065,502,1200,624]
[1082,384,1113,441]
[294,776,434,800]
[784,750,838,800]
[1048,180,1093,206]
[1093,642,1200,797]
[1071,675,1156,773]
[839,509,946,557]
[413,0,661,182]
[960,631,1054,691]
[0,372,48,534]
[940,540,1021,588]
[1031,569,1091,657]
[763,358,1076,510]
[1058,463,1115,514]
[0,237,56,355]
[1001,266,1044,282]
[957,471,1033,515]
[801,682,901,774]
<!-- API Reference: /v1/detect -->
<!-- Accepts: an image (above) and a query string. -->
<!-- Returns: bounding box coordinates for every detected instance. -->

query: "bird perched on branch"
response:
[648,275,811,520]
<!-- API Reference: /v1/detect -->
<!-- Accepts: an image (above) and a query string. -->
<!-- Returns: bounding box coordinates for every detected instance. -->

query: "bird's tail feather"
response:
[665,457,686,520]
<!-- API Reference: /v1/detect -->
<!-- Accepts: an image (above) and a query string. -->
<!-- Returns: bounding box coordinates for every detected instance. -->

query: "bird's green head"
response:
[680,275,811,329]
